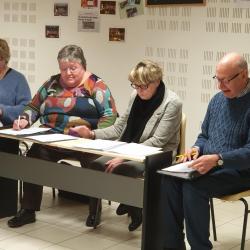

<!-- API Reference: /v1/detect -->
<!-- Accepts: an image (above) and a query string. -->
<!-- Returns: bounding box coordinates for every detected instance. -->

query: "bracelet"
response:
[90,131,95,139]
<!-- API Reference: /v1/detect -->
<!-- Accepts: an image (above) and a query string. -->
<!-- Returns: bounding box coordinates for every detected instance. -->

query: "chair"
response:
[57,158,111,224]
[18,141,30,203]
[210,190,250,250]
[18,141,58,200]
[178,113,186,156]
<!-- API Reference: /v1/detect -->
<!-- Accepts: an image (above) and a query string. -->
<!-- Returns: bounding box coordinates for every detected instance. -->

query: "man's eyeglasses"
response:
[213,70,244,85]
[130,83,151,90]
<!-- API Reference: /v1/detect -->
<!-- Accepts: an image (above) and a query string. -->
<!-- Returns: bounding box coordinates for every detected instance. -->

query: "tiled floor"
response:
[0,187,249,250]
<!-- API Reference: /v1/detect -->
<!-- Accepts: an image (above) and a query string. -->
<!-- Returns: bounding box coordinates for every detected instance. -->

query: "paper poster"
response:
[119,0,144,19]
[81,0,98,8]
[233,0,250,6]
[78,10,100,32]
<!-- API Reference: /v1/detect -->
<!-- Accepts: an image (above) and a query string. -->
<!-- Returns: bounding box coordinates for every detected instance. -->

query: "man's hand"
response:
[105,157,124,173]
[177,147,199,163]
[189,154,219,175]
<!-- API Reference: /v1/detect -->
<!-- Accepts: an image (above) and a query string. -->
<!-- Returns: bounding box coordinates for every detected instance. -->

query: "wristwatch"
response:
[217,154,224,166]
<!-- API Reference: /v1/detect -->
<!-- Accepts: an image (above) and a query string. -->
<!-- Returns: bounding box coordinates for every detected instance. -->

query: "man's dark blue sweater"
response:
[195,91,250,170]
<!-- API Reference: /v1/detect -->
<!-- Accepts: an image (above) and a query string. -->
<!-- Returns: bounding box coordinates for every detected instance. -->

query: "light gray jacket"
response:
[94,86,182,154]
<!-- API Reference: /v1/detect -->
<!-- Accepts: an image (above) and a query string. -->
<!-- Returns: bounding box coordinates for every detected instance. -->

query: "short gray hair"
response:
[236,56,248,70]
[57,45,86,70]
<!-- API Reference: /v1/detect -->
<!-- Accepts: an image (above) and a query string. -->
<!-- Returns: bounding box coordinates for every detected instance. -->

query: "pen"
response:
[176,152,197,158]
[17,115,20,129]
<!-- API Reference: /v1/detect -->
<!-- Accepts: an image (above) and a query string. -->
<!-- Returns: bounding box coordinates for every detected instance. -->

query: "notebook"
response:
[157,160,201,180]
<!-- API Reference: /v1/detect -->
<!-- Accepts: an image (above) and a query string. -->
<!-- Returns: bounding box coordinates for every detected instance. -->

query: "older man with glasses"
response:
[160,52,250,250]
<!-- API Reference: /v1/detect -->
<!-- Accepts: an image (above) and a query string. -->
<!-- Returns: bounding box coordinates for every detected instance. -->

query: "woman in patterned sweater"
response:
[8,44,117,228]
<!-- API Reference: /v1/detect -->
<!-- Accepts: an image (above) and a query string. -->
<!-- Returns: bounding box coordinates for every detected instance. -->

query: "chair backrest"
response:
[177,113,186,155]
[220,190,250,201]
[18,141,30,156]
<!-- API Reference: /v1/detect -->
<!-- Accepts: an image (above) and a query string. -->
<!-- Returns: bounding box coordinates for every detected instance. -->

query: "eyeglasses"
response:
[213,70,244,85]
[60,67,79,73]
[130,83,151,90]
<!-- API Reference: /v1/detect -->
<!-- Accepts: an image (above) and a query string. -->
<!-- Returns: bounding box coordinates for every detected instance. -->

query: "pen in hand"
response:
[176,152,196,158]
[17,116,21,130]
[176,152,198,163]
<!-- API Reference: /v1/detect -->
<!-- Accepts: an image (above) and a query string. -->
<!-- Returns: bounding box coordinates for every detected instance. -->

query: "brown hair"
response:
[0,39,10,64]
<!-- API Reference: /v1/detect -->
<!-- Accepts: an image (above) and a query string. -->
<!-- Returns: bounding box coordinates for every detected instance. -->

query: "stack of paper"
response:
[75,139,161,157]
[26,133,78,143]
[0,127,51,136]
[74,139,126,150]
[158,160,201,180]
[108,143,161,157]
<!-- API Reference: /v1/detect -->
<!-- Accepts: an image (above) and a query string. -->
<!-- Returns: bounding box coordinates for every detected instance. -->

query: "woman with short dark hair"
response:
[7,44,117,228]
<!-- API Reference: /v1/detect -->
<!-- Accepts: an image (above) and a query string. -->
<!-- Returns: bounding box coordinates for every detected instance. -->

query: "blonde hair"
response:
[128,60,163,85]
[0,39,10,64]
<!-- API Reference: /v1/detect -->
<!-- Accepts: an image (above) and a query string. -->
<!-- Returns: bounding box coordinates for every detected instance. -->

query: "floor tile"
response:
[25,224,82,244]
[0,228,19,241]
[106,243,140,250]
[0,234,52,250]
[42,245,73,250]
[87,222,135,242]
[59,234,117,250]
[0,186,246,250]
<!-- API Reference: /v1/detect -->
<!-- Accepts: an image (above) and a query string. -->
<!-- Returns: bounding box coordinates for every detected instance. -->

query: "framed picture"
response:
[81,0,98,8]
[54,3,69,16]
[100,1,116,15]
[45,25,59,38]
[109,28,125,42]
[146,0,205,6]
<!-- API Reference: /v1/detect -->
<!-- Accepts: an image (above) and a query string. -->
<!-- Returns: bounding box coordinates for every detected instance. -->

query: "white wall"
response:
[1,0,250,147]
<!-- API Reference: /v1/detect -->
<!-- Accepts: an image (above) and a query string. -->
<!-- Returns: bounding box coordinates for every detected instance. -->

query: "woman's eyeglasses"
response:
[130,83,152,90]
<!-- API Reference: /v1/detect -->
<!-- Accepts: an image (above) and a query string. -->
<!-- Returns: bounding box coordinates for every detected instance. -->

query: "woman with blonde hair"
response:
[0,38,31,217]
[0,38,31,126]
[71,59,182,231]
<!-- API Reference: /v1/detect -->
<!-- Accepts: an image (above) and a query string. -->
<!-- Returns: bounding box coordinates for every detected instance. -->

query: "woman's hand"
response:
[13,118,28,130]
[105,157,124,173]
[69,125,94,138]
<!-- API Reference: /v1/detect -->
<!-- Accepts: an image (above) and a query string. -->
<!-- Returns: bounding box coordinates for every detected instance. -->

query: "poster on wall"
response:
[54,3,69,16]
[78,11,100,32]
[109,28,125,41]
[100,1,116,14]
[119,0,144,19]
[45,25,60,38]
[233,0,250,6]
[146,0,205,5]
[81,0,98,8]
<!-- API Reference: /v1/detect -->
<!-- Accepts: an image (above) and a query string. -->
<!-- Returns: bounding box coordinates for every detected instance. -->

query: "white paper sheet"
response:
[74,139,126,150]
[162,160,194,173]
[26,133,78,142]
[107,143,161,157]
[0,127,51,136]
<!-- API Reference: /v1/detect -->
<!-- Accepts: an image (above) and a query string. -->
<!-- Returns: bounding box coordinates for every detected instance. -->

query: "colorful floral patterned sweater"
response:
[22,73,117,133]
